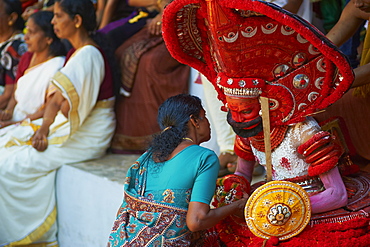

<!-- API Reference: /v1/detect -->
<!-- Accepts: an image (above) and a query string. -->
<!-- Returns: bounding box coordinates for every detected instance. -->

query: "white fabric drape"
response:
[0,45,115,246]
[12,56,65,121]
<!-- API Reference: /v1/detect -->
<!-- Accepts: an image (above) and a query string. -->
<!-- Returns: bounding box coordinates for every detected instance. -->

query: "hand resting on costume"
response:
[186,195,248,232]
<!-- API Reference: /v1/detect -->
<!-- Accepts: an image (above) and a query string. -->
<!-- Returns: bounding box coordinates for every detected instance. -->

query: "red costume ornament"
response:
[163,0,370,246]
[163,0,353,125]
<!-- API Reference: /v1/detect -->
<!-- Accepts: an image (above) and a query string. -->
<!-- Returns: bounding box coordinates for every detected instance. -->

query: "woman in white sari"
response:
[0,0,116,246]
[0,10,65,127]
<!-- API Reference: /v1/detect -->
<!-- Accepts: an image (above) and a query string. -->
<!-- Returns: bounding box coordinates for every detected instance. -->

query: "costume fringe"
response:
[206,216,370,247]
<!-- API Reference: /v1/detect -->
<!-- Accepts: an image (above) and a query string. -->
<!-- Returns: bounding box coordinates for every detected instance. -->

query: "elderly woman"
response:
[0,0,115,245]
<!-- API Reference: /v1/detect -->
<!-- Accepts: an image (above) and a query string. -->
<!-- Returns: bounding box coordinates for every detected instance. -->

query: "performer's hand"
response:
[297,131,343,176]
[32,128,49,152]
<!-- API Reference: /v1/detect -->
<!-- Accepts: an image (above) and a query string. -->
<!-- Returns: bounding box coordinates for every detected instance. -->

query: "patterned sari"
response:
[108,146,220,246]
[108,153,193,247]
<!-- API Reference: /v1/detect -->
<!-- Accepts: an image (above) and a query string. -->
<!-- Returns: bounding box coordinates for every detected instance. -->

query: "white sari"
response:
[0,45,115,246]
[12,56,65,121]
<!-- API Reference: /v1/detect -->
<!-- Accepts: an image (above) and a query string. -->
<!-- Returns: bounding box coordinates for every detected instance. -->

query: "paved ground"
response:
[70,153,140,183]
[70,152,266,184]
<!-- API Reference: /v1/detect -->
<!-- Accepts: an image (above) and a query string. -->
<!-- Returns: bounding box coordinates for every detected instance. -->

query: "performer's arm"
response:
[234,157,256,184]
[310,167,348,214]
[297,131,348,214]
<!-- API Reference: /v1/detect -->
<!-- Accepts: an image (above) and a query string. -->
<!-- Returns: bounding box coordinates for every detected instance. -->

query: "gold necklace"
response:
[182,137,194,143]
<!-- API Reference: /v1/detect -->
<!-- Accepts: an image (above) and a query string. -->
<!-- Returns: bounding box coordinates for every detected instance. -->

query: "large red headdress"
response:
[162,0,354,126]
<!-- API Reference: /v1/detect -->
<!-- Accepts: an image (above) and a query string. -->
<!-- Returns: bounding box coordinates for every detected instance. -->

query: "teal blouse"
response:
[108,145,220,246]
[145,145,220,208]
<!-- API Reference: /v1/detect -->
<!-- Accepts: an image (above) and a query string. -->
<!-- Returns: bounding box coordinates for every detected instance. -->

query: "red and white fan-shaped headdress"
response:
[162,0,354,126]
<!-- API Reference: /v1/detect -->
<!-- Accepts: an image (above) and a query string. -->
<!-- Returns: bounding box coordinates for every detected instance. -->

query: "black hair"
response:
[55,0,120,96]
[149,94,203,162]
[29,11,66,57]
[55,0,96,33]
[3,0,25,31]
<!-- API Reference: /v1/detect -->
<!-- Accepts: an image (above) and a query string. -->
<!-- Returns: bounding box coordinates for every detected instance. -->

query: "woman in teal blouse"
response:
[108,94,247,246]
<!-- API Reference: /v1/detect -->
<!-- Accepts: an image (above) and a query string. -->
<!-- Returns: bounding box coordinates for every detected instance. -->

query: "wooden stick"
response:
[260,96,272,182]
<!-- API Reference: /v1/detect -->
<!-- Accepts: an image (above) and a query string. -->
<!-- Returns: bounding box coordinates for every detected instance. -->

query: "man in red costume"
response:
[162,0,370,246]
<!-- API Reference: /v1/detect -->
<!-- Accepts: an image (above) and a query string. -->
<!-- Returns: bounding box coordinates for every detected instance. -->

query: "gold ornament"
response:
[245,181,311,241]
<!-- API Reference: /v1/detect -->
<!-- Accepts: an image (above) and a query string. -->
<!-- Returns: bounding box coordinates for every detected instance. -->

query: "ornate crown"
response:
[162,0,353,126]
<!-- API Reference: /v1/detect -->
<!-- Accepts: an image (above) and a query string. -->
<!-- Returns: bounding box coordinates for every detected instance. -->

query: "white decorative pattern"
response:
[223,32,239,43]
[281,25,295,36]
[296,34,308,43]
[241,26,258,38]
[314,77,324,89]
[251,117,321,180]
[261,23,278,34]
[308,92,319,102]
[308,44,320,55]
[316,57,326,72]
[298,103,307,111]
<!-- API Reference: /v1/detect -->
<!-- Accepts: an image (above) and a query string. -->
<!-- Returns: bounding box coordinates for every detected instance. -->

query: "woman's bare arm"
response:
[186,197,247,232]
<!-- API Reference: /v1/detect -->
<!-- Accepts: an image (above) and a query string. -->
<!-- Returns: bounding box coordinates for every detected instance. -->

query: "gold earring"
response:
[8,21,13,26]
[75,24,80,28]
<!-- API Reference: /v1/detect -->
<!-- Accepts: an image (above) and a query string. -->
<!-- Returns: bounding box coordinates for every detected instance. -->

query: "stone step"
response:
[55,153,266,246]
[56,153,140,247]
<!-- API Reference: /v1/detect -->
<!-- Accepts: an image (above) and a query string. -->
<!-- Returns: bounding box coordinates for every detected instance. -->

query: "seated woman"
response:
[0,10,65,128]
[110,0,190,154]
[108,94,247,246]
[0,0,115,245]
[0,0,27,111]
